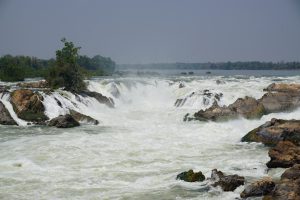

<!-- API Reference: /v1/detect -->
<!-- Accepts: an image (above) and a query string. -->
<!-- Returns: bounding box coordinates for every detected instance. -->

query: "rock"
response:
[176,169,205,182]
[240,177,275,198]
[187,83,300,122]
[48,114,80,128]
[266,164,300,200]
[266,141,300,168]
[263,83,300,93]
[216,80,225,85]
[211,169,245,191]
[79,91,114,108]
[179,82,185,88]
[17,80,48,88]
[69,109,99,125]
[0,101,17,125]
[192,96,264,121]
[176,90,222,108]
[259,92,300,113]
[241,118,300,146]
[10,89,48,122]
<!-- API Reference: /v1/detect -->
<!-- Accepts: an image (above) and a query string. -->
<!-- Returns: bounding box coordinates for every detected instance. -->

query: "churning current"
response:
[1,75,300,200]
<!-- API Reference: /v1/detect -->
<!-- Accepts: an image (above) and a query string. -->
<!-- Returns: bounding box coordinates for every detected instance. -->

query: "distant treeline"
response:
[0,54,115,82]
[119,62,300,70]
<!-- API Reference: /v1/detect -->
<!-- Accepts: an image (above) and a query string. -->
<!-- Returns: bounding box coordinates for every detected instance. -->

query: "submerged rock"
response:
[264,164,300,200]
[241,118,300,146]
[0,101,17,125]
[10,89,48,122]
[240,177,275,198]
[176,169,205,182]
[69,109,99,125]
[210,169,245,191]
[267,141,300,168]
[79,91,114,108]
[48,114,80,128]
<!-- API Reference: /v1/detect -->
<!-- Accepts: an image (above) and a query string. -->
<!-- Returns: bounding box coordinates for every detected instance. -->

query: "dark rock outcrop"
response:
[10,89,48,122]
[188,96,265,121]
[48,114,80,128]
[210,169,245,191]
[0,101,17,125]
[69,109,99,125]
[186,83,300,122]
[176,169,205,182]
[267,141,300,168]
[240,177,275,198]
[264,164,300,200]
[241,118,300,146]
[79,91,114,108]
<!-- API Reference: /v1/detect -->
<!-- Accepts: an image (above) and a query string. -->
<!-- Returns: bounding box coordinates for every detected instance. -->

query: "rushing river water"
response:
[1,74,300,199]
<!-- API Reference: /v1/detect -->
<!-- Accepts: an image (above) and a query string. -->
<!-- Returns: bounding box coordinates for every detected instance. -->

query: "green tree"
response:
[47,38,86,92]
[0,55,25,81]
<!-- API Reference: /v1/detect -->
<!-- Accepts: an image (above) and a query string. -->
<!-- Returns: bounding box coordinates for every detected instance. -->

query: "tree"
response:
[0,55,25,81]
[47,38,86,92]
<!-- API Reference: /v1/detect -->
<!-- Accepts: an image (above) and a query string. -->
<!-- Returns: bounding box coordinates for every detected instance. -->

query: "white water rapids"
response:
[1,75,300,199]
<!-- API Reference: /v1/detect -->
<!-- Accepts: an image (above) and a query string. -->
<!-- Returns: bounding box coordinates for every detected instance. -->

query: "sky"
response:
[0,0,300,64]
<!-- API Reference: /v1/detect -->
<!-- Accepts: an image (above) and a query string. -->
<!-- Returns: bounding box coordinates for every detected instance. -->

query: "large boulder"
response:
[0,101,17,125]
[240,177,275,198]
[48,114,80,128]
[69,109,99,125]
[259,92,300,114]
[189,96,265,121]
[176,169,205,182]
[267,141,300,168]
[264,164,300,200]
[263,83,300,93]
[210,169,245,191]
[10,89,48,122]
[79,91,114,108]
[241,118,300,146]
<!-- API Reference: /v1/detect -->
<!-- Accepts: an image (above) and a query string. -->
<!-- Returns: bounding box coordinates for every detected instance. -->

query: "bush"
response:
[46,38,87,92]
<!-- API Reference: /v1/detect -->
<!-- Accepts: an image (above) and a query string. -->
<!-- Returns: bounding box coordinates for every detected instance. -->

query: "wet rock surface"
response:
[188,96,264,121]
[267,141,300,168]
[241,118,300,146]
[48,114,80,128]
[186,83,300,122]
[210,169,245,191]
[69,109,99,125]
[79,91,114,108]
[240,177,275,198]
[176,169,205,182]
[264,164,300,200]
[0,101,17,125]
[10,89,48,122]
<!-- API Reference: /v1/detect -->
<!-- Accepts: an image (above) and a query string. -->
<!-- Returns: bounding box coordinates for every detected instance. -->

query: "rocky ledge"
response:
[0,81,113,127]
[185,83,300,121]
[263,164,300,200]
[241,118,300,146]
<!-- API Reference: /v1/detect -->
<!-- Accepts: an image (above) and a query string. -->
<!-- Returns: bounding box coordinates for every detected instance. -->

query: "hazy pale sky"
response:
[0,0,300,64]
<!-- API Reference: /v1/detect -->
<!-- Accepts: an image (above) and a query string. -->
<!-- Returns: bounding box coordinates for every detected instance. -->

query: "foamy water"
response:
[0,75,299,200]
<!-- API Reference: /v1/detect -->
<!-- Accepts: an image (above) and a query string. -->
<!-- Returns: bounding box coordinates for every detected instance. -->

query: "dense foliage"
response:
[0,46,115,82]
[46,38,86,92]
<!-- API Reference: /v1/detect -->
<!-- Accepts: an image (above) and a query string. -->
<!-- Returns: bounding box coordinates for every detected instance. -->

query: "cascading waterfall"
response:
[1,75,300,200]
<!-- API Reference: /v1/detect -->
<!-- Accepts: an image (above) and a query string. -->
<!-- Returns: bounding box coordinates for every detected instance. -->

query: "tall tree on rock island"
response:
[47,38,86,93]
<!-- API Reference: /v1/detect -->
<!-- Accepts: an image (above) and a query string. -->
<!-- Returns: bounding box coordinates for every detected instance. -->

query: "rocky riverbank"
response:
[0,80,113,128]
[184,83,300,121]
